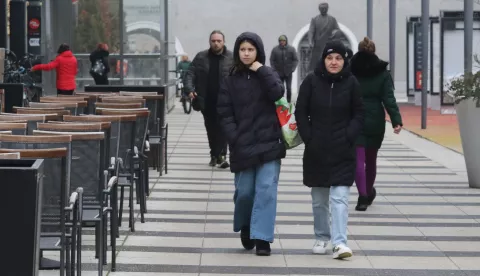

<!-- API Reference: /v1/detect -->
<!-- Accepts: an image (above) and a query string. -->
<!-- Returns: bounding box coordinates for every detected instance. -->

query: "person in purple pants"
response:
[350,37,403,211]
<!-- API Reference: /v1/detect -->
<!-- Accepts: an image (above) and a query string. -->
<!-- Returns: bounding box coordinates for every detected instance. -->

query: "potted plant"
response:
[447,56,480,188]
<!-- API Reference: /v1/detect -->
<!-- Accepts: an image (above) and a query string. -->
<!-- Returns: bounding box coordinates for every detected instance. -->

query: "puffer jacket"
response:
[217,32,286,173]
[295,56,364,188]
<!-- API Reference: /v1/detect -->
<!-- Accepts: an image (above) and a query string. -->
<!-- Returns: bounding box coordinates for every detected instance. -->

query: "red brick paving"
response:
[386,104,462,153]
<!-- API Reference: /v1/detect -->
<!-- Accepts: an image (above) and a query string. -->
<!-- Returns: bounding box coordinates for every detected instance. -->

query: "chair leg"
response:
[98,217,103,276]
[165,124,168,174]
[71,224,77,276]
[110,189,118,271]
[77,221,82,276]
[119,187,124,227]
[66,236,71,276]
[129,180,135,232]
[95,225,99,259]
[102,214,107,265]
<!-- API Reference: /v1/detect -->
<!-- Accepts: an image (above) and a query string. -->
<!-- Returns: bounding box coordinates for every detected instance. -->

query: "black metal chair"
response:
[34,129,119,273]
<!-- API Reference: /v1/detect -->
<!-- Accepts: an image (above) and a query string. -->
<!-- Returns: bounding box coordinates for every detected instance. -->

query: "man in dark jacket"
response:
[184,30,234,168]
[269,35,299,102]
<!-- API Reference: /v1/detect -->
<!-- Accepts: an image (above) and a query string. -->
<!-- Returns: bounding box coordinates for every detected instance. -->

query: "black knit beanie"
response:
[322,40,349,61]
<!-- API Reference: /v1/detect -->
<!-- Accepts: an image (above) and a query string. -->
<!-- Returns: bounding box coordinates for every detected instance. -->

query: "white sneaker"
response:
[312,240,328,254]
[332,244,353,259]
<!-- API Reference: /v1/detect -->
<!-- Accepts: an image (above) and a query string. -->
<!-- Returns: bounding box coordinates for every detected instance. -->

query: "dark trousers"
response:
[57,89,74,95]
[280,74,293,102]
[202,111,227,158]
[93,75,109,85]
[355,147,379,196]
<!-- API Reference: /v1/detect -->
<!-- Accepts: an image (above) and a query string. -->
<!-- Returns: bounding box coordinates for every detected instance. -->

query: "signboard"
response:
[413,22,424,91]
[27,3,41,55]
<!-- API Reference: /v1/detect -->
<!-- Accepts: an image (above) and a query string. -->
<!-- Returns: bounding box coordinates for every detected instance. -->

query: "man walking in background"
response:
[270,35,299,102]
[185,30,233,168]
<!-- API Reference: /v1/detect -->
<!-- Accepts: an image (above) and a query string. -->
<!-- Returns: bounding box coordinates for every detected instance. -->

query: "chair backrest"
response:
[34,130,105,204]
[40,96,89,103]
[63,115,135,161]
[95,102,143,109]
[29,102,87,116]
[0,152,20,159]
[74,93,119,114]
[0,114,58,133]
[0,123,27,135]
[14,108,70,116]
[96,109,150,151]
[100,97,146,106]
[0,146,70,233]
[37,122,111,168]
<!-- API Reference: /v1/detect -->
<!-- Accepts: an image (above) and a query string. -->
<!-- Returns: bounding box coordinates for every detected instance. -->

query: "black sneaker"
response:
[255,239,271,256]
[355,196,369,211]
[240,227,255,250]
[367,188,377,206]
[216,155,230,169]
[209,156,217,167]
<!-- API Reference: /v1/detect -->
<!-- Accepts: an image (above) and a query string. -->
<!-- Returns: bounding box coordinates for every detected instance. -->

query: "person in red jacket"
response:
[32,43,78,95]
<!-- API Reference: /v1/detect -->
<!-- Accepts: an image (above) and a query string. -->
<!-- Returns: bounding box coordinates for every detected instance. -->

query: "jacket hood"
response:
[350,51,388,78]
[233,32,266,64]
[278,35,288,45]
[59,50,74,57]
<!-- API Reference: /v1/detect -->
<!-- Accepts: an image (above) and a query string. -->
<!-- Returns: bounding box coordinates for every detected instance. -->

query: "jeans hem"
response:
[250,234,274,243]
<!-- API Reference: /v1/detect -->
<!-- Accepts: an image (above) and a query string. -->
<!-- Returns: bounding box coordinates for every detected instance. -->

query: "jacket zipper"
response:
[327,82,334,179]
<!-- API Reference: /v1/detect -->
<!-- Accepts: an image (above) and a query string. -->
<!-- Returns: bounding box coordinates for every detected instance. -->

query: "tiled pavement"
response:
[41,107,480,276]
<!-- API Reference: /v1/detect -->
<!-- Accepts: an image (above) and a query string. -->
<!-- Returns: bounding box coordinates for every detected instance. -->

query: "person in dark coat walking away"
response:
[295,40,364,259]
[185,30,233,168]
[89,43,110,85]
[32,43,78,95]
[269,35,299,102]
[217,32,286,256]
[350,37,402,211]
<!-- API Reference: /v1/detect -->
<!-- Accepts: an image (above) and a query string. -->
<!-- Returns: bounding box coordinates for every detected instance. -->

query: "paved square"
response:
[40,107,480,276]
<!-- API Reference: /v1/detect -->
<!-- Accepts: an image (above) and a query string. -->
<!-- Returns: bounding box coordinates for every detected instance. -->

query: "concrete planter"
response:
[455,98,480,188]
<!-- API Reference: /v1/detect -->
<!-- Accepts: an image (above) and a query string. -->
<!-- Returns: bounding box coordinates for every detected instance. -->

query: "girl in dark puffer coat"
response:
[217,32,286,256]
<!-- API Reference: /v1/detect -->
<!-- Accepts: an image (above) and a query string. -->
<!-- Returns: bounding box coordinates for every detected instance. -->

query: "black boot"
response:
[367,188,377,206]
[355,196,369,211]
[240,227,255,250]
[255,239,271,256]
[209,156,217,167]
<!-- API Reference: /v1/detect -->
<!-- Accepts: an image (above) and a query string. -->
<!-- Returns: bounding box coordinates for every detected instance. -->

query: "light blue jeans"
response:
[233,159,281,242]
[311,186,350,247]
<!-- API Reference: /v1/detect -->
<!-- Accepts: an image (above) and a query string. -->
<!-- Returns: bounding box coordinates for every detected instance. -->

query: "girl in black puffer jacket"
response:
[217,32,286,256]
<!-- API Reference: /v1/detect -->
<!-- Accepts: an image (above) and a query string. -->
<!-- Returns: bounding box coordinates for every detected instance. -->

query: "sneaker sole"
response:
[312,249,327,255]
[334,251,353,259]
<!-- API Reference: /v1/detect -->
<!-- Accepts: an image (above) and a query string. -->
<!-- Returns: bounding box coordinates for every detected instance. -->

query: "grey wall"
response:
[172,0,466,96]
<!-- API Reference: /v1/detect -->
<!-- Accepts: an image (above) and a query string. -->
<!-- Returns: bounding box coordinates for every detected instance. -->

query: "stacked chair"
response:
[0,91,167,275]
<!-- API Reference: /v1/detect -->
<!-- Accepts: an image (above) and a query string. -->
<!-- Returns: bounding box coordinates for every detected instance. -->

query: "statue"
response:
[308,2,341,71]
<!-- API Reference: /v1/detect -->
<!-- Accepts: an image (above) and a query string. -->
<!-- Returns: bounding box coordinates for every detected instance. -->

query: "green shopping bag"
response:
[275,97,303,149]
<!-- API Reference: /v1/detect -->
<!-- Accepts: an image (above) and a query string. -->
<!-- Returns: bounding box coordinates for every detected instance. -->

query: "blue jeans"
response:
[311,186,350,247]
[233,159,281,242]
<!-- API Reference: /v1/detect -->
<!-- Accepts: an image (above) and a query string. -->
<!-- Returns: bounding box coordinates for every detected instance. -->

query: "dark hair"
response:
[358,37,376,53]
[230,39,257,75]
[210,30,225,41]
[97,43,108,50]
[57,43,70,54]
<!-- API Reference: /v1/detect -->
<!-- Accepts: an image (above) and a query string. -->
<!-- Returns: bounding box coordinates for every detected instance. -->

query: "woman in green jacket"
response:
[350,37,403,211]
